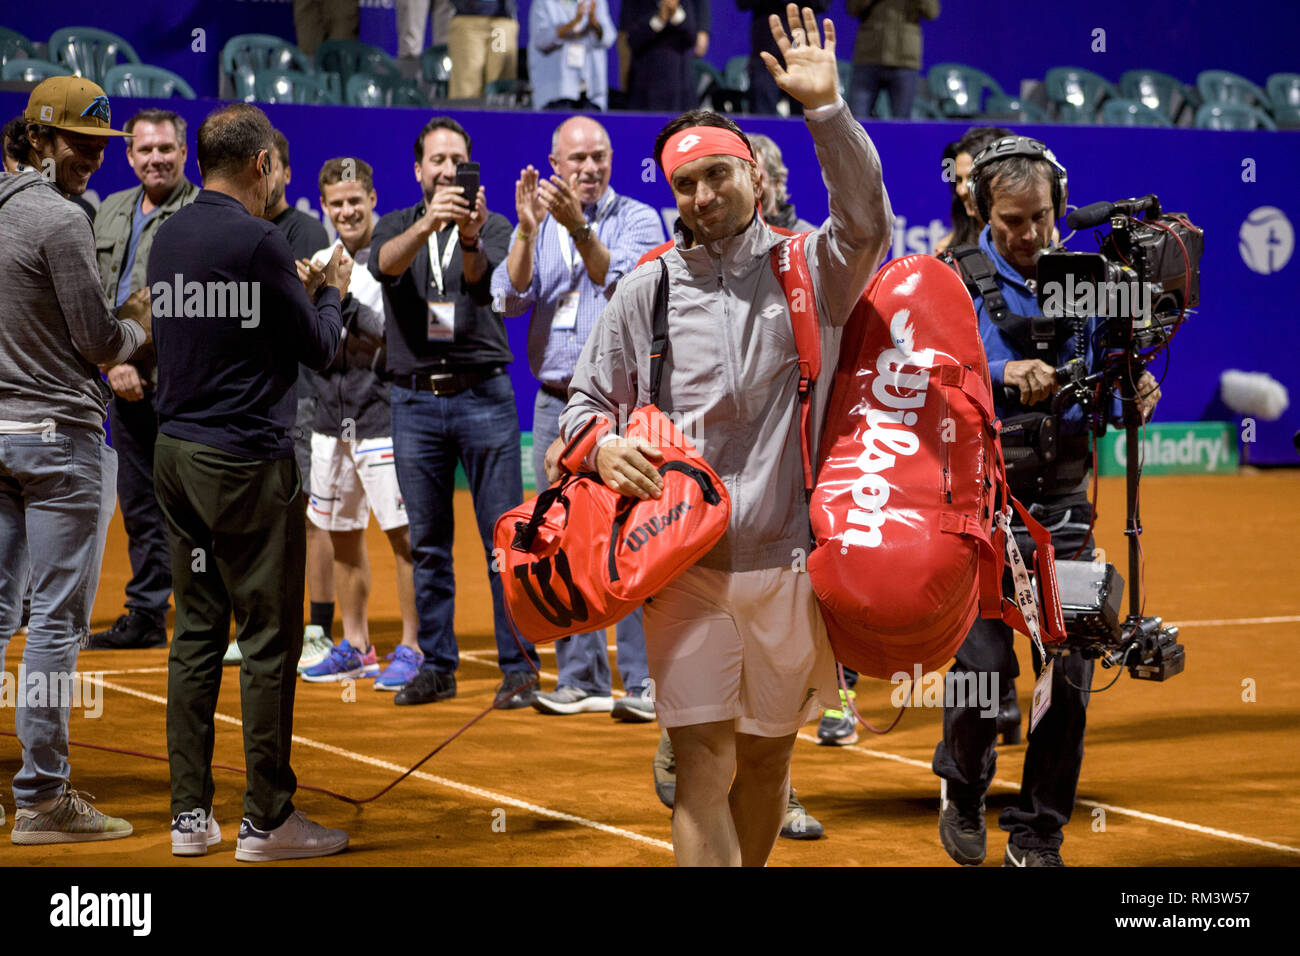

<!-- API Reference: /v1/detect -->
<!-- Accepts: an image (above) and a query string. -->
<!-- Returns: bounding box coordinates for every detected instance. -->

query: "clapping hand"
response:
[537,172,586,233]
[759,4,840,111]
[515,166,549,235]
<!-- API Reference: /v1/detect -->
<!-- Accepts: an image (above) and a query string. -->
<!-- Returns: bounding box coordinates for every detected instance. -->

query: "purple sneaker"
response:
[374,645,423,692]
[302,641,379,683]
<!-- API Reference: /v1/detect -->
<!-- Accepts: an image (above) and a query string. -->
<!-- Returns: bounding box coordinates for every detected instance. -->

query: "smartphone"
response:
[455,162,480,211]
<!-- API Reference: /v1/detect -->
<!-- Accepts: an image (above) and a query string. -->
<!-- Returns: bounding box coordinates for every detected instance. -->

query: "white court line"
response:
[81,674,672,853]
[82,667,170,677]
[798,733,1300,857]
[1167,615,1300,628]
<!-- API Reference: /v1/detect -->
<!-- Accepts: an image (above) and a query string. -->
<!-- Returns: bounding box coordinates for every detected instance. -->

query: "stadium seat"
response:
[693,58,723,103]
[484,78,528,108]
[1197,70,1269,111]
[724,55,750,94]
[221,34,315,102]
[836,59,851,99]
[0,27,35,71]
[317,40,400,94]
[910,98,943,119]
[1265,72,1300,121]
[1101,98,1173,127]
[253,70,340,105]
[1,58,71,82]
[1118,68,1187,122]
[420,44,452,99]
[1194,103,1277,130]
[927,63,1003,117]
[983,94,1050,124]
[48,27,140,86]
[104,63,196,99]
[345,72,428,108]
[1044,66,1116,123]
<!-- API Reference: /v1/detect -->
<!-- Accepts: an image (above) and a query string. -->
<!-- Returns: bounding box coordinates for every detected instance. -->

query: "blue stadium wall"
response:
[3,85,1295,464]
[5,0,1298,100]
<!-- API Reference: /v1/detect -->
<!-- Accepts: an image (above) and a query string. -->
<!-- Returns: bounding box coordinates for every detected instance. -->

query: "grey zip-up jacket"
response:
[0,172,144,434]
[559,101,892,572]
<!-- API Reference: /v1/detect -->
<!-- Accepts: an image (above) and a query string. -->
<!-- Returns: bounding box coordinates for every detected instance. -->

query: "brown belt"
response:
[540,382,568,401]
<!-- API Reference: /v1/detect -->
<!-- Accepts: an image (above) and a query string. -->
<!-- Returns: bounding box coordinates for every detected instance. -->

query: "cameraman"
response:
[935,136,1160,867]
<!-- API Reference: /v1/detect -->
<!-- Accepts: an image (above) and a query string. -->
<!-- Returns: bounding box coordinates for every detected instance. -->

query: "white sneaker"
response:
[234,809,348,862]
[531,685,615,715]
[223,640,242,665]
[172,807,222,857]
[296,625,333,673]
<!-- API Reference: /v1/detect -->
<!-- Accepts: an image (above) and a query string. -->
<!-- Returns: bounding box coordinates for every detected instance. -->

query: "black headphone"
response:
[968,135,1068,223]
[261,150,271,176]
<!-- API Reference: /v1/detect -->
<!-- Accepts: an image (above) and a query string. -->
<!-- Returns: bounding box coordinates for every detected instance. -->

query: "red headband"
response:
[662,126,755,180]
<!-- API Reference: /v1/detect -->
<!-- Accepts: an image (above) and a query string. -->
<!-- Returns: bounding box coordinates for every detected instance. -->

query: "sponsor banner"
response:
[1098,421,1238,476]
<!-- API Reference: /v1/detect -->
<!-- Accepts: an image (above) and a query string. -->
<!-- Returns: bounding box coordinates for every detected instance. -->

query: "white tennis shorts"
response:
[643,564,839,738]
[307,433,407,532]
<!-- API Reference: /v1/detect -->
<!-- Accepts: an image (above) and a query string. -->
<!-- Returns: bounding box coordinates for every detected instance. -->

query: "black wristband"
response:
[459,234,482,252]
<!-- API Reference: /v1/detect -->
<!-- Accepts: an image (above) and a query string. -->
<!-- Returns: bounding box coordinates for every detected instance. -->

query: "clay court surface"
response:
[1,471,1297,867]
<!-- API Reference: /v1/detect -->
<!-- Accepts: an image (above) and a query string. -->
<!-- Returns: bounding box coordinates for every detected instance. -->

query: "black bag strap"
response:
[511,476,577,552]
[648,257,670,409]
[942,244,1068,361]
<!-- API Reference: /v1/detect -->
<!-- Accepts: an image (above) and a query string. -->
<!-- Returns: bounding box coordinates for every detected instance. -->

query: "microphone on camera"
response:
[1066,194,1161,231]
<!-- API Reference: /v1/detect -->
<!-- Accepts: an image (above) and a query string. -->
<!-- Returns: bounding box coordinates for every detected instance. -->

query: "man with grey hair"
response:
[748,132,817,233]
[1,76,150,843]
[87,109,199,652]
[492,115,664,719]
[149,102,349,861]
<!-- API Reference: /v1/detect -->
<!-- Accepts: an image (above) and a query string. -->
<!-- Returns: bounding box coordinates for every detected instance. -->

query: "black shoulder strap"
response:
[648,257,669,409]
[942,244,1068,360]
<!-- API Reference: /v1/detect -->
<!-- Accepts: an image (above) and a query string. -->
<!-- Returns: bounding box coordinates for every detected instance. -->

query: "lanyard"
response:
[427,224,459,297]
[556,191,613,283]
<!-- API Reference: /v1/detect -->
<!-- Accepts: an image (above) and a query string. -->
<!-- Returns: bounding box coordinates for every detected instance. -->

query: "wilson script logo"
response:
[842,310,937,550]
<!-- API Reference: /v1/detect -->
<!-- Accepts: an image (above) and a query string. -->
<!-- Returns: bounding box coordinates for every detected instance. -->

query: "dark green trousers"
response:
[154,433,304,830]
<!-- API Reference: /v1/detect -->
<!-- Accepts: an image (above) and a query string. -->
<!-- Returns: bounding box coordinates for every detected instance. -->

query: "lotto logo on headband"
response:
[662,126,755,179]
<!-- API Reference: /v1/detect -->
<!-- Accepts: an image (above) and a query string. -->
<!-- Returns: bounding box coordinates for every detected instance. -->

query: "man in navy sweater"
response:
[149,103,350,861]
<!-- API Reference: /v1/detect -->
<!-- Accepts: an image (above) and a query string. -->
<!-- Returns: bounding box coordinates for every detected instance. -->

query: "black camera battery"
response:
[1054,560,1125,640]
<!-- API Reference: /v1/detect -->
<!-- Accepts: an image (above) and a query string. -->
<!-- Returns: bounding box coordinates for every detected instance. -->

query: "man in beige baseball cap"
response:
[19,76,129,198]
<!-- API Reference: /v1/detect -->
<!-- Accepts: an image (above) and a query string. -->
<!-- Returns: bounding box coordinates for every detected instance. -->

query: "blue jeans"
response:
[849,64,919,119]
[391,376,538,675]
[532,390,649,695]
[107,392,172,625]
[0,426,117,806]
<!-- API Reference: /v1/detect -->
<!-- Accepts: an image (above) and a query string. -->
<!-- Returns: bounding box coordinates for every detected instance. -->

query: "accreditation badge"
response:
[427,301,455,341]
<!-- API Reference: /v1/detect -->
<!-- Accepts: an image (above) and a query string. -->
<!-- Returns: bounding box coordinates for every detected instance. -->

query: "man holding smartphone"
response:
[369,116,540,707]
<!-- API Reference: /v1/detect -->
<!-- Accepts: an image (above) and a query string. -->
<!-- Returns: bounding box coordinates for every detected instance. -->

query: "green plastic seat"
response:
[693,58,724,101]
[104,63,195,99]
[1,58,72,82]
[1266,73,1300,112]
[1197,70,1268,110]
[836,59,851,99]
[49,27,140,86]
[1044,66,1116,124]
[1101,98,1172,127]
[317,39,399,94]
[1194,103,1277,131]
[253,69,339,105]
[421,44,452,99]
[927,63,1003,117]
[724,55,750,93]
[983,94,1051,124]
[0,27,35,70]
[484,78,528,107]
[222,34,314,102]
[1118,69,1186,120]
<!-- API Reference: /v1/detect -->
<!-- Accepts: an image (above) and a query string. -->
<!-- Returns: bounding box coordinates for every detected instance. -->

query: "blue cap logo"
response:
[80,95,111,123]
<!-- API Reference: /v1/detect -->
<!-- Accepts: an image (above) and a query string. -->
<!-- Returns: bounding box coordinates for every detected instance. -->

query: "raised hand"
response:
[759,4,840,111]
[515,166,548,234]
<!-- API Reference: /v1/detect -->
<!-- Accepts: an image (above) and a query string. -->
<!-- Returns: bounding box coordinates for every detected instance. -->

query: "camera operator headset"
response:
[931,136,1161,868]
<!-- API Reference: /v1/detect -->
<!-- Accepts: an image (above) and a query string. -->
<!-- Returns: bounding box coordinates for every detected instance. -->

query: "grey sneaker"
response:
[611,686,656,723]
[779,788,824,840]
[223,640,242,666]
[234,810,348,862]
[172,807,222,857]
[531,685,614,715]
[652,730,676,809]
[11,789,133,845]
[296,625,332,673]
